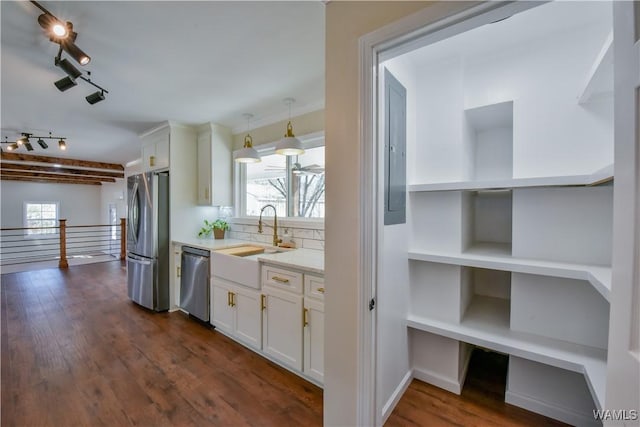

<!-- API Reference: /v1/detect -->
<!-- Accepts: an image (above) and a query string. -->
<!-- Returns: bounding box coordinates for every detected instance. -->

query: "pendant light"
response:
[234,113,261,163]
[275,98,304,156]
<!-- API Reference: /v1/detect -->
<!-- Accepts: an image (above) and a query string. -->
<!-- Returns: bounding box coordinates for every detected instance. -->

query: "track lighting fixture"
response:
[275,98,304,156]
[234,114,261,163]
[1,132,67,152]
[32,1,91,66]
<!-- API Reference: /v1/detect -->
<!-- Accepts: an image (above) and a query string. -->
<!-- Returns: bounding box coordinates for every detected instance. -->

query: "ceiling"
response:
[1,1,325,165]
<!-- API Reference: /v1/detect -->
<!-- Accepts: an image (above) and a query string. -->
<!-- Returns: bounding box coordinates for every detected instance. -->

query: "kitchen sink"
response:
[212,244,294,289]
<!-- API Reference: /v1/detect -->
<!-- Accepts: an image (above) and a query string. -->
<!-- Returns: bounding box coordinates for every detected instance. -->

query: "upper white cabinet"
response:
[197,123,232,206]
[141,125,170,172]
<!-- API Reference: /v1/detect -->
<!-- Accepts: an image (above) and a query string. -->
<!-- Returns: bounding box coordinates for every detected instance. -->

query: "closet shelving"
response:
[407,97,613,417]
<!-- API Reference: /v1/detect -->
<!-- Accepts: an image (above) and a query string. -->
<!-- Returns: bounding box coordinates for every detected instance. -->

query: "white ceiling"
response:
[406,1,612,69]
[1,1,325,165]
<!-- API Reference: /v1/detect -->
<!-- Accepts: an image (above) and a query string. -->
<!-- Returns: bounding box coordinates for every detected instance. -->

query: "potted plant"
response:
[198,219,230,239]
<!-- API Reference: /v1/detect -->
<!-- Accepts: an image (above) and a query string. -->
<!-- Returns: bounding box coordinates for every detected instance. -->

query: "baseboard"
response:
[413,367,462,395]
[381,370,413,424]
[506,389,601,427]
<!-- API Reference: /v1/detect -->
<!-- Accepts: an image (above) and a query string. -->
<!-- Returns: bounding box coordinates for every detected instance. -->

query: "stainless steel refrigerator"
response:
[126,171,170,311]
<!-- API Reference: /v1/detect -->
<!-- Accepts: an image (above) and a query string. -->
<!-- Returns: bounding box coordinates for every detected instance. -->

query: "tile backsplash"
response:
[227,223,324,250]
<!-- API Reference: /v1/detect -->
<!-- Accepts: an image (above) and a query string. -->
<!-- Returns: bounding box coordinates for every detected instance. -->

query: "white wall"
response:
[410,14,614,182]
[1,181,102,227]
[100,181,127,225]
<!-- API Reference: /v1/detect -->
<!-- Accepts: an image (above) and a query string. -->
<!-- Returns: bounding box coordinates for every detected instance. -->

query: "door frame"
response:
[355,1,606,424]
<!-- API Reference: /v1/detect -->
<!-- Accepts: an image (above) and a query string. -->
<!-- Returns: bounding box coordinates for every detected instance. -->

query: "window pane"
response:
[25,202,58,235]
[246,154,287,217]
[291,146,325,218]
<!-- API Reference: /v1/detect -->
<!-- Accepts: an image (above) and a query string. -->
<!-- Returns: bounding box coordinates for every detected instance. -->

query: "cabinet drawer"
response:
[304,275,325,301]
[261,265,303,294]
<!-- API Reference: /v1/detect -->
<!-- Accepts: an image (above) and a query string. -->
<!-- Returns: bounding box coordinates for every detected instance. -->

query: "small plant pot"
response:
[213,229,225,240]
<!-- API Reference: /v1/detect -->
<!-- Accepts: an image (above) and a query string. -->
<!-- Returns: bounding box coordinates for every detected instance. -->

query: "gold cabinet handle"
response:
[272,276,290,283]
[149,155,156,167]
[303,308,309,327]
[261,294,266,311]
[204,187,209,201]
[227,291,231,307]
[317,287,324,293]
[177,266,181,277]
[230,292,236,307]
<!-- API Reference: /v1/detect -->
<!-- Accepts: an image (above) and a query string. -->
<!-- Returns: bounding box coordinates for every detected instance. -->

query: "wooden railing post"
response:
[58,219,68,268]
[120,217,126,260]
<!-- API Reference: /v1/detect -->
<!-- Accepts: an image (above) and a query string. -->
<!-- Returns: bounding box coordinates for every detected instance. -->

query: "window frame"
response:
[23,201,60,238]
[234,131,325,222]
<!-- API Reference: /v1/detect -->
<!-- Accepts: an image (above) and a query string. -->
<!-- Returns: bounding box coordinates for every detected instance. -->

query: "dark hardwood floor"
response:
[2,261,567,426]
[1,261,322,426]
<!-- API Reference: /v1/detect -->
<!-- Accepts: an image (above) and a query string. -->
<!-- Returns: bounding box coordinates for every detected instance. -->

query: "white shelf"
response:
[577,31,614,104]
[407,296,607,410]
[408,164,613,192]
[408,243,611,301]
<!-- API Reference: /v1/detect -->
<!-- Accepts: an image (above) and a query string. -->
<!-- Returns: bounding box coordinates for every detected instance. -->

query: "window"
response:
[24,202,59,235]
[240,139,325,218]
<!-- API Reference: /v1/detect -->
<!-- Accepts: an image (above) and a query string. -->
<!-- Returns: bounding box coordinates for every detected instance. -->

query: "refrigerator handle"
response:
[126,254,152,265]
[128,181,139,246]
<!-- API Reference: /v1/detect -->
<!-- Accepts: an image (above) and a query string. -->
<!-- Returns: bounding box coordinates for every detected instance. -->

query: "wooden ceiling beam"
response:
[0,152,124,171]
[1,170,116,183]
[0,162,125,179]
[1,176,102,186]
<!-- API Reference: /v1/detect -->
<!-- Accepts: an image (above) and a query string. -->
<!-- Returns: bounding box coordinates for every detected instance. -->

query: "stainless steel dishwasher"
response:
[180,246,210,322]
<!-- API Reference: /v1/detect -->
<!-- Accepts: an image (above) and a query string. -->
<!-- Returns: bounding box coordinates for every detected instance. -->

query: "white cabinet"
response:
[262,284,303,371]
[211,277,262,350]
[303,277,324,383]
[196,123,232,206]
[261,266,325,384]
[141,126,169,172]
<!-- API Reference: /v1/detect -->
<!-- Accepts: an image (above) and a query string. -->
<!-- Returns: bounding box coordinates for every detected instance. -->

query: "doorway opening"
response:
[366,2,615,425]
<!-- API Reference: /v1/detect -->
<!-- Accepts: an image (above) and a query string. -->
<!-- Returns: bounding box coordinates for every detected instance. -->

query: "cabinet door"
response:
[154,135,170,170]
[233,285,262,350]
[262,285,303,370]
[304,297,324,383]
[197,130,212,205]
[211,280,233,334]
[142,128,170,171]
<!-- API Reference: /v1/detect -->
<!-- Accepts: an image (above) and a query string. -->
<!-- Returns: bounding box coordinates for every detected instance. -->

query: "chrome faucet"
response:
[258,204,282,247]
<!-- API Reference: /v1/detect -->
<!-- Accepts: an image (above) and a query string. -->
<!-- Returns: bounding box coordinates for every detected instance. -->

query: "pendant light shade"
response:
[276,98,305,156]
[275,121,304,155]
[234,135,261,163]
[234,114,261,163]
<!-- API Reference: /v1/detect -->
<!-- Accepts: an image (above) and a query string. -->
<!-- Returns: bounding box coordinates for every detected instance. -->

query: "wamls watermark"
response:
[593,409,639,421]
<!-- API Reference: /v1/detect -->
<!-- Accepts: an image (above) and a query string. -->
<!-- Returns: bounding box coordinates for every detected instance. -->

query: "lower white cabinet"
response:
[262,284,303,371]
[211,277,262,350]
[303,297,324,383]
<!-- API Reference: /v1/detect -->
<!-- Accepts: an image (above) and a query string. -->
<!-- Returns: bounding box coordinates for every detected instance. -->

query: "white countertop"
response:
[173,237,324,274]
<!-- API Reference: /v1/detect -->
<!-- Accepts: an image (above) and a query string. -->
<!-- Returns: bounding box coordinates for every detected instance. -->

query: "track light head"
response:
[85,90,105,105]
[54,76,77,92]
[6,143,18,151]
[37,13,69,40]
[37,139,48,149]
[58,139,67,150]
[55,57,82,79]
[24,142,34,151]
[17,135,28,145]
[61,40,90,66]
